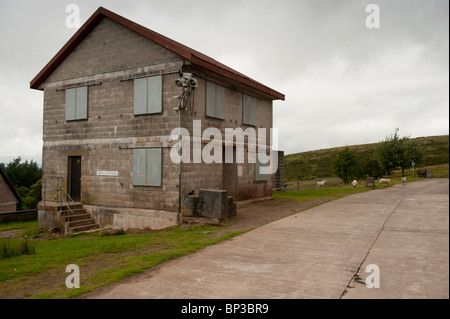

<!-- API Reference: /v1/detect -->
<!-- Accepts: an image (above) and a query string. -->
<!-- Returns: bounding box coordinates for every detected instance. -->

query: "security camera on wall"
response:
[188,78,198,87]
[174,73,198,88]
[174,78,187,87]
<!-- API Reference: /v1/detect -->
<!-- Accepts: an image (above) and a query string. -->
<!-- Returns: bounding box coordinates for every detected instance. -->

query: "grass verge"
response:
[0,220,37,233]
[275,163,448,203]
[0,238,36,259]
[0,224,245,299]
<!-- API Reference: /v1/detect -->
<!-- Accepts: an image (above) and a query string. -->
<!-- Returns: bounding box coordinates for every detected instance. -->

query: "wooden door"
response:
[68,156,81,202]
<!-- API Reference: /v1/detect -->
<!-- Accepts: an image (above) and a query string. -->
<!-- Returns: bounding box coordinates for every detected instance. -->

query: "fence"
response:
[273,177,341,192]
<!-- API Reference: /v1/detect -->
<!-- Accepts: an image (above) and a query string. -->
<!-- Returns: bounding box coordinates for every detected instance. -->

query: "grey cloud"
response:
[0,0,448,163]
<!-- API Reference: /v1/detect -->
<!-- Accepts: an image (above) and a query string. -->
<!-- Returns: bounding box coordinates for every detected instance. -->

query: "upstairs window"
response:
[134,76,163,115]
[132,148,162,187]
[206,81,225,120]
[65,86,88,121]
[243,94,256,126]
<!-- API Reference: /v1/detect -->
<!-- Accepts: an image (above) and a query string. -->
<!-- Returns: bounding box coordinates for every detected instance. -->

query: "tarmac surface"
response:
[84,179,449,299]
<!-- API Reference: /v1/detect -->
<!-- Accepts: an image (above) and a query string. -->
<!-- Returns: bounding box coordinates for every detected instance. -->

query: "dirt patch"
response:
[219,197,331,234]
[0,229,25,238]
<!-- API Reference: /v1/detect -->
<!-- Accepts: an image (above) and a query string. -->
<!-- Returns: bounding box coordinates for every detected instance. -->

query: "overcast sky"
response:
[0,0,448,165]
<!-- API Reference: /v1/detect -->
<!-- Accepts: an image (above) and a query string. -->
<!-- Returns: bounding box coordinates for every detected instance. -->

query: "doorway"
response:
[68,156,81,202]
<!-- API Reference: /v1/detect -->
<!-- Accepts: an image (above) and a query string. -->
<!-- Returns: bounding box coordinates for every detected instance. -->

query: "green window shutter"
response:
[206,81,216,118]
[255,152,267,181]
[134,76,163,115]
[65,88,76,121]
[206,81,224,120]
[243,94,256,126]
[133,148,162,187]
[65,86,88,121]
[133,148,147,186]
[147,76,162,114]
[146,148,162,187]
[76,86,88,120]
[215,84,225,119]
[134,78,148,115]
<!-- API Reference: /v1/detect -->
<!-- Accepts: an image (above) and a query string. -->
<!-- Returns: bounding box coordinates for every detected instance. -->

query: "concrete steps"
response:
[58,204,99,235]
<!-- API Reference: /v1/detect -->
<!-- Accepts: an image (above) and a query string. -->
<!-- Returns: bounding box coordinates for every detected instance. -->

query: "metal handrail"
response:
[43,177,63,205]
[43,177,76,222]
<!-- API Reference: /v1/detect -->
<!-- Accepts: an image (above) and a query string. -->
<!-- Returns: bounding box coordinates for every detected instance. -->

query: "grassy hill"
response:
[284,135,449,182]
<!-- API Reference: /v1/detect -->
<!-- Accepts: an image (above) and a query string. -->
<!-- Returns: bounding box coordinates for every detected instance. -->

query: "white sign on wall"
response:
[96,171,119,177]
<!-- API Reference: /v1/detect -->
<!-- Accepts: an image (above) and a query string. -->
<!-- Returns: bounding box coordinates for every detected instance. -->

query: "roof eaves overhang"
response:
[190,54,285,101]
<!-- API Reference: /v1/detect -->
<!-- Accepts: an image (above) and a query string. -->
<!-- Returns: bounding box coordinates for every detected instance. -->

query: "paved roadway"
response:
[84,179,449,299]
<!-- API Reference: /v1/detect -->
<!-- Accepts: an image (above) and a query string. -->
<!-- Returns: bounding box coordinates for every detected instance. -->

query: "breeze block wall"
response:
[40,17,185,229]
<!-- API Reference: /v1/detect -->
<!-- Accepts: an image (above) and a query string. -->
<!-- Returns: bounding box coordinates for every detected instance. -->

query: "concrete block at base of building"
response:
[84,205,178,230]
[184,189,236,223]
[182,195,198,217]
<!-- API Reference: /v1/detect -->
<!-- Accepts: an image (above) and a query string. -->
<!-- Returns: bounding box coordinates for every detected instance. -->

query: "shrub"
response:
[0,238,36,258]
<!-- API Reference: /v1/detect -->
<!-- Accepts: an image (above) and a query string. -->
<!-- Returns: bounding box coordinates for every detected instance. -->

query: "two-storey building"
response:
[31,7,284,230]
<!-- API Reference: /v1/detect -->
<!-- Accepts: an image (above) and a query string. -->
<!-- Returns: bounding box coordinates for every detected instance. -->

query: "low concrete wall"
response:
[0,209,37,223]
[38,209,63,229]
[37,203,64,229]
[84,205,178,230]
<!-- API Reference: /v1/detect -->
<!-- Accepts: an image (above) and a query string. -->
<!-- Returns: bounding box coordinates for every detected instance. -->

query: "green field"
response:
[284,135,449,182]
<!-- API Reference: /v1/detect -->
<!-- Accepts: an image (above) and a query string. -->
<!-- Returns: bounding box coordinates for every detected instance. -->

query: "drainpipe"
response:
[174,72,196,226]
[177,102,182,225]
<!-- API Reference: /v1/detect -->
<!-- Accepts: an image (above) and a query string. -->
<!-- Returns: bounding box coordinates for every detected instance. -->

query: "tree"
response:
[376,128,424,177]
[20,179,42,210]
[1,157,42,210]
[1,157,41,189]
[398,138,424,176]
[359,156,384,179]
[333,147,357,184]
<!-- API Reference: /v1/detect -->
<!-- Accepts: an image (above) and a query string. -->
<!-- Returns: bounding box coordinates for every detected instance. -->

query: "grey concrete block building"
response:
[31,7,284,230]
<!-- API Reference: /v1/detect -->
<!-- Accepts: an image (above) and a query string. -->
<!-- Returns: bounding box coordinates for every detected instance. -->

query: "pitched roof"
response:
[0,165,22,203]
[30,7,285,101]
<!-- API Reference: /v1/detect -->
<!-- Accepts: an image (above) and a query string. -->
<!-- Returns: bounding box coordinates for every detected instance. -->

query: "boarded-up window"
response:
[66,86,88,121]
[243,94,256,126]
[134,76,163,115]
[254,152,267,182]
[133,148,162,187]
[206,81,225,120]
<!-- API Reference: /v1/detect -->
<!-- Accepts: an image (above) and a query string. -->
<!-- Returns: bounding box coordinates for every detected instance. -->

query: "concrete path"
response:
[85,179,449,299]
